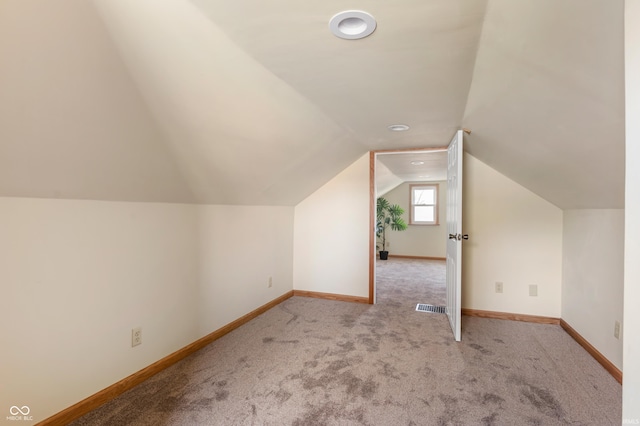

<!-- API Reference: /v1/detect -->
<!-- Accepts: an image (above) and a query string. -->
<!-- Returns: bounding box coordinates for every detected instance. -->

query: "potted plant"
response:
[376,197,408,260]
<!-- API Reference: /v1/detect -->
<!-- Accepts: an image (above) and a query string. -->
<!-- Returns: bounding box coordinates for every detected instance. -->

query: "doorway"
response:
[369,130,465,341]
[371,148,449,308]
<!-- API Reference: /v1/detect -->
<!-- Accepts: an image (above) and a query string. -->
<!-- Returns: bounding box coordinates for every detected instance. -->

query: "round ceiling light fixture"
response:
[329,11,377,40]
[387,124,410,132]
[410,161,425,166]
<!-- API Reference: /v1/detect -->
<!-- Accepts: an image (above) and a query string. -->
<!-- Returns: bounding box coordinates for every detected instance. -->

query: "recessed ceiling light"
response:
[388,124,410,132]
[411,161,425,166]
[419,175,431,178]
[329,11,377,40]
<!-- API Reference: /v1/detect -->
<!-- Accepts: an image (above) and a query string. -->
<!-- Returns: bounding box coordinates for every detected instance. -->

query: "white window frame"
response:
[410,184,439,225]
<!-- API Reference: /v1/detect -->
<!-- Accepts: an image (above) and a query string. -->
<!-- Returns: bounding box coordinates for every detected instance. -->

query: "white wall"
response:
[293,153,371,298]
[0,198,199,423]
[562,210,624,369]
[295,151,564,319]
[197,205,294,335]
[0,0,195,204]
[382,181,447,258]
[0,197,294,423]
[375,161,404,197]
[624,0,640,421]
[461,153,563,317]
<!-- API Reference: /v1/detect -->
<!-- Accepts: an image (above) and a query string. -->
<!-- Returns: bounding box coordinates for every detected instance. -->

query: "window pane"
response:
[414,206,434,222]
[414,189,434,205]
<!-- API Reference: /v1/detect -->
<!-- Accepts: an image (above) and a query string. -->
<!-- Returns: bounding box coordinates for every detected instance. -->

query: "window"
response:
[410,184,438,225]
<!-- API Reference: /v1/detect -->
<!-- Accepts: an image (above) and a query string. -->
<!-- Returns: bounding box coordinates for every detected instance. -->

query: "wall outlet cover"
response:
[132,327,142,347]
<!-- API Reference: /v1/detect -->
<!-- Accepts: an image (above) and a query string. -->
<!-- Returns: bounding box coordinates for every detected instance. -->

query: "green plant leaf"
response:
[375,197,407,251]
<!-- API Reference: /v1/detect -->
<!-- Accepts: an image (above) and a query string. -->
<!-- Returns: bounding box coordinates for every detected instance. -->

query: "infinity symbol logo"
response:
[10,406,30,415]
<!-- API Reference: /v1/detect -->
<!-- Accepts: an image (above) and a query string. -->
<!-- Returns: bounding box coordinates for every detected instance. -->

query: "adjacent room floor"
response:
[375,257,446,307]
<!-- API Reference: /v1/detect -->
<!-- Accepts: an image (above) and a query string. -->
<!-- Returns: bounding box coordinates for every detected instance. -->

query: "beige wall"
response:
[382,181,447,258]
[295,152,564,319]
[624,0,640,420]
[4,144,631,422]
[197,205,294,335]
[562,209,624,369]
[0,198,293,423]
[0,0,195,204]
[461,153,563,317]
[293,153,371,298]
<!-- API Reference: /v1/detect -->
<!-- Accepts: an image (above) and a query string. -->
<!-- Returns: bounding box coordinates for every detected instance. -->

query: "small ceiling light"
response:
[387,124,410,132]
[329,11,377,40]
[411,161,425,166]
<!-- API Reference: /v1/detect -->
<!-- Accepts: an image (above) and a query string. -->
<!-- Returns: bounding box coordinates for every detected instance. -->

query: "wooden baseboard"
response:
[293,290,369,304]
[39,291,294,426]
[461,309,621,384]
[560,319,622,384]
[462,308,560,325]
[40,298,621,424]
[387,255,446,261]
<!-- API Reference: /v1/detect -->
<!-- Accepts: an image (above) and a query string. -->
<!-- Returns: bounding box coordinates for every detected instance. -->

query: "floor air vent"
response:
[416,304,446,314]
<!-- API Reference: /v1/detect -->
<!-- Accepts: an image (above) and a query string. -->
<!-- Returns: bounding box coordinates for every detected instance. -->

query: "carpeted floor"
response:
[375,257,446,308]
[71,258,621,425]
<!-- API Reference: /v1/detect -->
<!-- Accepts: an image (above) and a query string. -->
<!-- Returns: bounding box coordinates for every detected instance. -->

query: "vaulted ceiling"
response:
[0,0,624,208]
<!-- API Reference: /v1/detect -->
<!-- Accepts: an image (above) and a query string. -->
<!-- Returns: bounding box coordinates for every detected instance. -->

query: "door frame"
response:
[368,146,450,304]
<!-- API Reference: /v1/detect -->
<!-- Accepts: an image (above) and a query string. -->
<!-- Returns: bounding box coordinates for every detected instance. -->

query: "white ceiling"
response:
[0,0,625,208]
[378,151,449,183]
[376,150,449,196]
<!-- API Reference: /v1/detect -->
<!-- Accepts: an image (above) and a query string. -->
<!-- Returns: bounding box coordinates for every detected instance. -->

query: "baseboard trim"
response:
[461,309,622,384]
[387,255,446,261]
[40,298,622,424]
[462,308,560,325]
[39,291,295,426]
[560,319,622,384]
[293,290,369,304]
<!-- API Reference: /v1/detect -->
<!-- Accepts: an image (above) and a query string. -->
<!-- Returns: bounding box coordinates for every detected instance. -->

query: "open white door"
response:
[446,130,464,341]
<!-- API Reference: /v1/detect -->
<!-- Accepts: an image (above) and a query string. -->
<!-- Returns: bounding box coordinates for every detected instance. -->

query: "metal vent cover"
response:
[416,304,446,314]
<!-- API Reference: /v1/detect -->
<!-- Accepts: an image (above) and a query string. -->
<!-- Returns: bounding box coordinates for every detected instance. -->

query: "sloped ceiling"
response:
[376,150,449,196]
[0,0,196,203]
[0,0,624,208]
[463,0,625,209]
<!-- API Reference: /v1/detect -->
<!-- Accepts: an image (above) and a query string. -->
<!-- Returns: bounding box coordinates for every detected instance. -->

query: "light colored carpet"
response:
[375,257,446,307]
[71,258,621,425]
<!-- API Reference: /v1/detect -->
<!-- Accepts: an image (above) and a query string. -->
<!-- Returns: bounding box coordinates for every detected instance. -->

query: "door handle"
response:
[449,234,469,241]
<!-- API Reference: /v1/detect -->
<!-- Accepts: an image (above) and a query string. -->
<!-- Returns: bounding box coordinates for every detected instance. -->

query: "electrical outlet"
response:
[614,321,621,339]
[132,327,142,347]
[268,277,273,288]
[529,285,538,297]
[495,282,503,293]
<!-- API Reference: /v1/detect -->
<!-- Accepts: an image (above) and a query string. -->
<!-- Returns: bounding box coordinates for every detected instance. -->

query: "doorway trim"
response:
[368,146,450,304]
